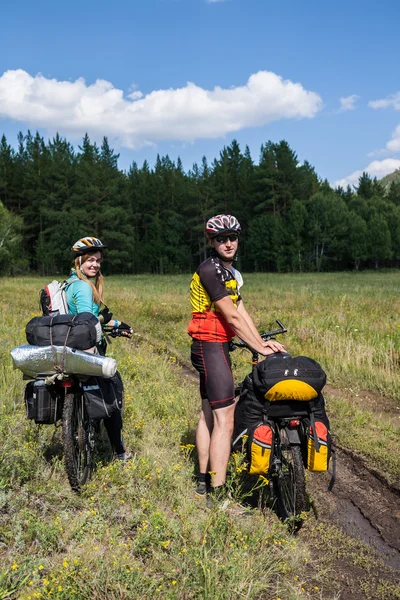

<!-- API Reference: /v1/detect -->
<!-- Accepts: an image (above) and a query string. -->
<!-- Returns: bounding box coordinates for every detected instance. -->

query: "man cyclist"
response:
[188,214,285,503]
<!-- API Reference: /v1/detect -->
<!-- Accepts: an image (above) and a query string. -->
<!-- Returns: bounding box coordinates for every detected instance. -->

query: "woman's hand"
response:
[109,320,133,338]
[118,322,133,337]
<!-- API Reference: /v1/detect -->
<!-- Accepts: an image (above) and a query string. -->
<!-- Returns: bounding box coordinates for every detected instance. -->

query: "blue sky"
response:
[1,0,400,187]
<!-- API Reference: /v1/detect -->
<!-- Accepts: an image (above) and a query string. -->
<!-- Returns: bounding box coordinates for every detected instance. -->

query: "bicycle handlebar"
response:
[231,319,287,350]
[103,326,133,339]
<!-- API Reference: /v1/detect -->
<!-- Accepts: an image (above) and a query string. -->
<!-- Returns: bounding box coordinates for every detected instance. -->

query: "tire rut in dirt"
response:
[308,446,400,572]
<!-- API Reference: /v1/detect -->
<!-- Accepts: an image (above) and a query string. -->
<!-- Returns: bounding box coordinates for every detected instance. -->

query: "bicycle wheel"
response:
[273,444,307,520]
[62,391,94,492]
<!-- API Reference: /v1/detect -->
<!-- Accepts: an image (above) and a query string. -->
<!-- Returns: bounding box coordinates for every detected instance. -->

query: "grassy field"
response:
[1,272,399,599]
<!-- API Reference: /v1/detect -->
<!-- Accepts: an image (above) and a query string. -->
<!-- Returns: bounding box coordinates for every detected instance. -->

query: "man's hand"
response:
[259,339,286,356]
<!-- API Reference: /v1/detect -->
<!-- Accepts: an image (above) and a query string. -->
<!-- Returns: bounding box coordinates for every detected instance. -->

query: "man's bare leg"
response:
[196,398,214,473]
[209,403,235,488]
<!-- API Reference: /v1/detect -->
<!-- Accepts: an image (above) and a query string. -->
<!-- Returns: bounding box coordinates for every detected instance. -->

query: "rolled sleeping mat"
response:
[10,345,117,378]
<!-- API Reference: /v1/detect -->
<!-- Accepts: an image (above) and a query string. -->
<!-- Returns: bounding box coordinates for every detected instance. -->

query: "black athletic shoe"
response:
[195,480,208,496]
[195,473,211,497]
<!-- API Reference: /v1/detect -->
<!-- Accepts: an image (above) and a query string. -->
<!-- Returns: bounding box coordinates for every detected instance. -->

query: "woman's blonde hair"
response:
[74,254,104,305]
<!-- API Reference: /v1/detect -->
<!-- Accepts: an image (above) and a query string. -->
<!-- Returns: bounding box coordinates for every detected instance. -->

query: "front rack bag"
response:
[252,354,326,402]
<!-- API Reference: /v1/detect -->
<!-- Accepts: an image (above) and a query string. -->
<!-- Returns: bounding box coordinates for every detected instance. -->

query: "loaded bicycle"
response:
[231,320,334,522]
[12,323,131,492]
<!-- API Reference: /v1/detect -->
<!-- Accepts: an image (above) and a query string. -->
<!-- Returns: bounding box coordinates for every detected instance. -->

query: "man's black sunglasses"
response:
[214,234,239,243]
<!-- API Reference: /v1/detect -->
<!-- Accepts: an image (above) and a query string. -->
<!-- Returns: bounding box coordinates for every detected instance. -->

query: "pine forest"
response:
[1,131,400,276]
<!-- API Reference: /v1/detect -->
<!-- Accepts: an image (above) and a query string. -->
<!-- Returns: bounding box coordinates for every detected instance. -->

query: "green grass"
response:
[1,272,399,598]
[1,340,317,600]
[101,271,400,397]
[327,395,400,484]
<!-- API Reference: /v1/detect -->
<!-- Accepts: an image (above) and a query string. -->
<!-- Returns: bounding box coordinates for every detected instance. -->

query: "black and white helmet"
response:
[205,214,241,238]
[72,237,106,256]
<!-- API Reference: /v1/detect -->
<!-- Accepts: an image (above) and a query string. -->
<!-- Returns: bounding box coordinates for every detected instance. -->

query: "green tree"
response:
[366,212,392,268]
[0,201,26,274]
[306,192,349,271]
[387,180,400,206]
[346,212,368,269]
[247,213,284,271]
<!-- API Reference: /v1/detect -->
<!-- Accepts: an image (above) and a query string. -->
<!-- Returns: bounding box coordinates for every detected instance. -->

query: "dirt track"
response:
[302,442,400,600]
[329,446,400,566]
[178,357,400,597]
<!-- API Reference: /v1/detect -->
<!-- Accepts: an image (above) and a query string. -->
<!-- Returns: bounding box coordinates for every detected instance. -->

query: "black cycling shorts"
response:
[191,339,235,409]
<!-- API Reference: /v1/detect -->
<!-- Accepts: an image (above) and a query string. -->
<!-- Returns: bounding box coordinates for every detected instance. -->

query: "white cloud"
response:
[206,0,227,3]
[335,158,400,189]
[0,68,322,149]
[369,92,400,110]
[386,125,400,153]
[338,94,359,111]
[368,92,400,153]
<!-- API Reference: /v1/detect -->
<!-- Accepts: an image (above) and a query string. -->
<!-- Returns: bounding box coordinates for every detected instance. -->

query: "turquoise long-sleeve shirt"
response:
[65,270,100,317]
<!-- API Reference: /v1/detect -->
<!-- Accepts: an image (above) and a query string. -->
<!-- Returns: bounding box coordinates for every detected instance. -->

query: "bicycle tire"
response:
[273,444,307,520]
[62,391,94,492]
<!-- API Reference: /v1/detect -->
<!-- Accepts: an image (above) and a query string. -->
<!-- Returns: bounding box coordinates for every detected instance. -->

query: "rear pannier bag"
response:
[232,376,273,476]
[253,355,326,402]
[248,422,274,476]
[233,373,331,474]
[26,312,101,351]
[25,380,62,424]
[82,373,123,420]
[306,421,331,472]
[233,374,266,447]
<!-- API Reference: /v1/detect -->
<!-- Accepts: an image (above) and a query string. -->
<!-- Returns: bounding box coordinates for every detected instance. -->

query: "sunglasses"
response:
[214,234,239,243]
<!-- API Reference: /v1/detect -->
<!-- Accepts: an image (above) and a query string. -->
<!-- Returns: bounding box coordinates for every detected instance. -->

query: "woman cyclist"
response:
[66,236,132,460]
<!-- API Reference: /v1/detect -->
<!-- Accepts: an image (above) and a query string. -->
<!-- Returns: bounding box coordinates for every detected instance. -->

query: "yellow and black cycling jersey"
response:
[188,257,243,342]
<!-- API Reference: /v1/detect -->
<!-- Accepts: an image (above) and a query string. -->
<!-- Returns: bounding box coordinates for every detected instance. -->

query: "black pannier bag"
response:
[233,368,333,475]
[82,372,123,420]
[232,371,325,451]
[25,380,63,424]
[233,373,266,451]
[26,312,101,351]
[232,375,274,475]
[252,354,326,402]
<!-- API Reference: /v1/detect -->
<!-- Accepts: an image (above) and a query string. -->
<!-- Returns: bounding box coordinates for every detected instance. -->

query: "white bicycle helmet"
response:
[205,214,241,238]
